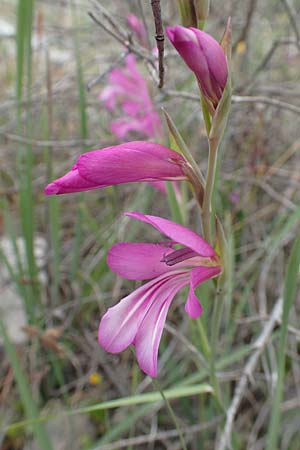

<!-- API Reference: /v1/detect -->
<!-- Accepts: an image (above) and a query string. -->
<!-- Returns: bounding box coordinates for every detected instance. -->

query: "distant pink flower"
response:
[100,54,162,140]
[166,26,228,108]
[98,212,221,377]
[44,141,187,195]
[229,191,240,205]
[127,13,147,47]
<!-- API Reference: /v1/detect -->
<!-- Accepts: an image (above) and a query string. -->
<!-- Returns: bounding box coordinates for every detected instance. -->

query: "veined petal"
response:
[134,275,189,377]
[98,270,188,354]
[185,266,222,318]
[107,243,174,280]
[125,212,216,257]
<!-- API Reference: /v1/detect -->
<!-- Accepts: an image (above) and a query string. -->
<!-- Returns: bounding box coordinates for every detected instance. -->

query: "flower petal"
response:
[134,275,189,377]
[44,164,96,195]
[107,243,174,280]
[77,142,185,185]
[127,14,147,47]
[125,211,216,257]
[185,266,222,318]
[45,142,186,195]
[98,271,188,354]
[185,288,202,319]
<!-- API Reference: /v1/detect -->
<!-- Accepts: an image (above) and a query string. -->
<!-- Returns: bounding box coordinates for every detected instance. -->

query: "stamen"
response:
[161,248,198,266]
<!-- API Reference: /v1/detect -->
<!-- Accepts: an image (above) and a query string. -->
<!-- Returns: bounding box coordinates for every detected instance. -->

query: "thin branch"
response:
[232,95,300,116]
[92,417,221,450]
[151,0,165,88]
[162,89,300,115]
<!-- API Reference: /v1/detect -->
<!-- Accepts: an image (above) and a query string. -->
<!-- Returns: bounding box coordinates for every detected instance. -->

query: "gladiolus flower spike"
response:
[44,142,187,195]
[98,212,222,377]
[100,54,162,140]
[166,25,228,109]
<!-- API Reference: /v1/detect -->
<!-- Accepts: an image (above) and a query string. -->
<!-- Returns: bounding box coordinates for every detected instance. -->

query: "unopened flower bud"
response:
[166,25,228,109]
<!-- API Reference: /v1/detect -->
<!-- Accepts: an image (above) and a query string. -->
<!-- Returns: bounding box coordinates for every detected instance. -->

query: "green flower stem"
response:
[201,95,212,136]
[196,306,224,411]
[196,317,211,359]
[200,96,219,244]
[202,137,219,243]
[152,379,188,450]
[209,282,225,409]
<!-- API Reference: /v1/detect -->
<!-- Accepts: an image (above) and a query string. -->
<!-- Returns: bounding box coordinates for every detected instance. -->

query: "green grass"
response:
[266,236,300,450]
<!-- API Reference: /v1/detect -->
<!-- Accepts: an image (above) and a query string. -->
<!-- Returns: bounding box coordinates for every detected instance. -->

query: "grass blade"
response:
[0,320,53,450]
[265,236,300,450]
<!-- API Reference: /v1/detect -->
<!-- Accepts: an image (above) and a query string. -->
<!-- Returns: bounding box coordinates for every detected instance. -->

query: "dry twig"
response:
[150,0,165,88]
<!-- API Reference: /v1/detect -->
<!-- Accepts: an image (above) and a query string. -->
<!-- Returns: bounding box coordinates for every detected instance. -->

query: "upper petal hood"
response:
[125,211,217,257]
[107,243,174,280]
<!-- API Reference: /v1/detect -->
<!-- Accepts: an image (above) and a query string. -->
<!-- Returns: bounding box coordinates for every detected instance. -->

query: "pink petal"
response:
[107,243,174,280]
[77,142,185,184]
[122,100,142,117]
[134,275,188,377]
[98,271,188,355]
[99,85,124,111]
[109,55,145,93]
[44,164,96,195]
[185,266,222,318]
[111,118,144,139]
[127,14,147,47]
[193,28,228,92]
[125,212,216,257]
[124,54,146,87]
[44,142,186,195]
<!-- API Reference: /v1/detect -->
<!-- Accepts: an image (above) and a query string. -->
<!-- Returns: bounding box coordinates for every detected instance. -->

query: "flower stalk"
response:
[201,19,232,243]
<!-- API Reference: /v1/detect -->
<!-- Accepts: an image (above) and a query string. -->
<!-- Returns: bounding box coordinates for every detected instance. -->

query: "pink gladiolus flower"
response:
[166,26,228,108]
[44,142,187,195]
[100,54,162,140]
[98,212,222,377]
[127,14,147,47]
